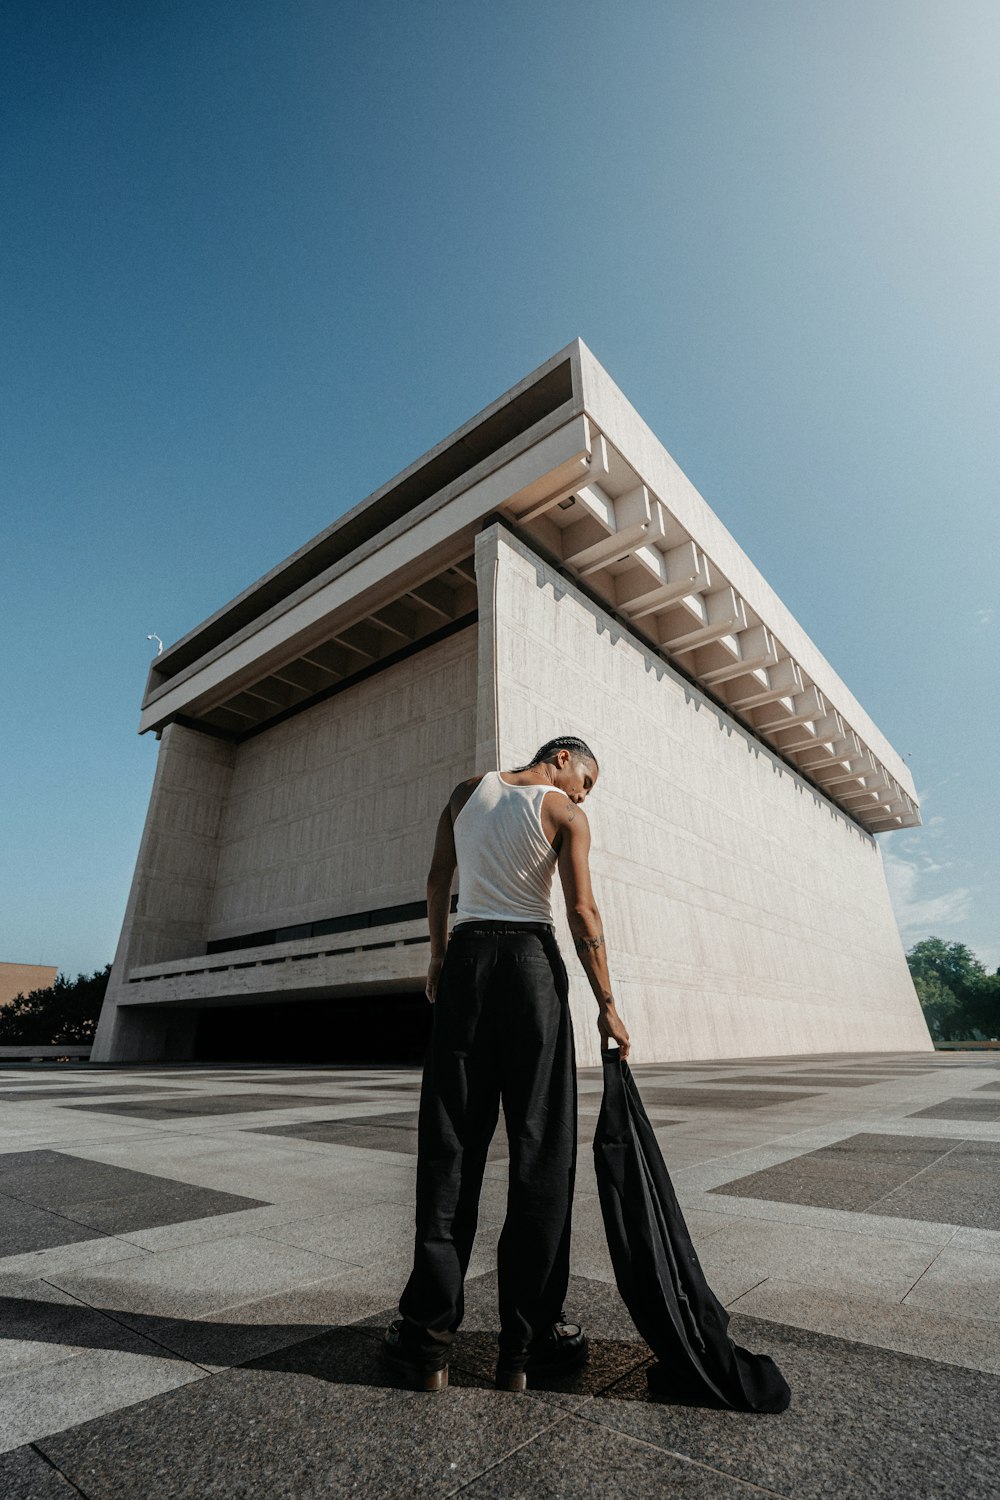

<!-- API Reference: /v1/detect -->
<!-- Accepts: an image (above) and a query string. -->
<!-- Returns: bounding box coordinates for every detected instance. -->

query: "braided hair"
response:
[510,736,599,775]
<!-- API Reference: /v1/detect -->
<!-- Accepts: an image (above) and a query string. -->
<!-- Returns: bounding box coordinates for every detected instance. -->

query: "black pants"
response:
[398,921,578,1367]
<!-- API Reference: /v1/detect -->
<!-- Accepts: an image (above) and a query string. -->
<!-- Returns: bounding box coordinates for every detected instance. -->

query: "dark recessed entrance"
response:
[193,991,431,1065]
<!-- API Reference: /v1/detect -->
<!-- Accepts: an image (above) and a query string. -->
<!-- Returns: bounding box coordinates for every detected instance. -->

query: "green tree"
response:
[0,965,111,1046]
[906,939,1000,1041]
[965,972,1000,1039]
[910,973,962,1040]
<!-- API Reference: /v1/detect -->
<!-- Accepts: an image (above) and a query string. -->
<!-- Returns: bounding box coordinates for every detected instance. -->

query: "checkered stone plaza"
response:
[1,1056,999,1496]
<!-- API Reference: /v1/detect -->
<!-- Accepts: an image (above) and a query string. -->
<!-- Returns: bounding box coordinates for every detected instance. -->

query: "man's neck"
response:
[503,764,555,786]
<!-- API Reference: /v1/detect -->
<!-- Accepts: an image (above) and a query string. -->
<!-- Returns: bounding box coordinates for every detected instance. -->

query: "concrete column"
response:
[92,722,236,1062]
[474,527,501,772]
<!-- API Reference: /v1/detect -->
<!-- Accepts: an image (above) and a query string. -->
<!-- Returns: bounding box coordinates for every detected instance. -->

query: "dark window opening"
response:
[194,991,431,1065]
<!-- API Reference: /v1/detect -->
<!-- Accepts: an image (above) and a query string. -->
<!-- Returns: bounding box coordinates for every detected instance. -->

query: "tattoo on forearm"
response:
[574,933,605,954]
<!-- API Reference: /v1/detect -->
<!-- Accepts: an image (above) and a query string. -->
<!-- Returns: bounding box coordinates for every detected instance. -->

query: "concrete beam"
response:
[659,587,747,653]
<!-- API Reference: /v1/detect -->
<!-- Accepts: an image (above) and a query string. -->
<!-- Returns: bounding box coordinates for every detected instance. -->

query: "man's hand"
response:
[597,1002,631,1059]
[425,956,444,1004]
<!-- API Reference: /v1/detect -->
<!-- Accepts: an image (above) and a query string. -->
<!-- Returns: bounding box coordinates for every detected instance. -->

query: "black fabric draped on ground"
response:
[593,1048,792,1413]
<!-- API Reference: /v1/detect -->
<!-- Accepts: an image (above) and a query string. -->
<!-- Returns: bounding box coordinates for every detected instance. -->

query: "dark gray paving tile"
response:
[873,1170,1000,1231]
[633,1087,824,1110]
[0,1152,162,1207]
[809,1131,957,1161]
[707,1133,957,1213]
[945,1139,1000,1167]
[580,1312,1000,1499]
[461,1412,761,1498]
[59,1182,270,1235]
[0,1445,81,1498]
[250,1113,509,1163]
[0,1196,106,1256]
[708,1163,903,1213]
[36,1327,558,1499]
[708,1133,1000,1229]
[408,1274,651,1414]
[251,1121,431,1157]
[447,1327,653,1412]
[0,1150,266,1214]
[355,1082,423,1093]
[62,1092,377,1119]
[798,1065,939,1074]
[907,1097,1000,1123]
[0,1150,268,1248]
[712,1075,891,1088]
[974,1080,1000,1092]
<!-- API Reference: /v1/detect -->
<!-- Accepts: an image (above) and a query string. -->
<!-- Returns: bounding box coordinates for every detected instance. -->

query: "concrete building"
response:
[92,341,931,1065]
[0,963,59,1009]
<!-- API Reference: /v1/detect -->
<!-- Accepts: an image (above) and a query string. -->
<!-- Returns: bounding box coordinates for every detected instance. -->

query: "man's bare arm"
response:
[555,803,630,1056]
[425,799,458,1000]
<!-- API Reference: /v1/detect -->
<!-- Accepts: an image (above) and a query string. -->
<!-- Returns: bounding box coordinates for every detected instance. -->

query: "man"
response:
[381,735,631,1393]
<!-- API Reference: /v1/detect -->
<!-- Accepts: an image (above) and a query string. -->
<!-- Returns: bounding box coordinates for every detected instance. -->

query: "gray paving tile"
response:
[0,1233,154,1283]
[0,1087,196,1101]
[725,1276,1000,1373]
[36,1327,560,1499]
[901,1244,1000,1319]
[47,1234,353,1324]
[146,1265,402,1369]
[0,1444,81,1497]
[460,1413,763,1498]
[0,1276,169,1375]
[908,1097,1000,1123]
[580,1312,1000,1499]
[0,1331,207,1454]
[974,1080,1000,1092]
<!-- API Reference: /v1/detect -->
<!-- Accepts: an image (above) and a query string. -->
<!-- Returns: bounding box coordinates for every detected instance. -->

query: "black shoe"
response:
[527,1321,589,1372]
[495,1363,528,1393]
[380,1318,449,1392]
[495,1322,589,1391]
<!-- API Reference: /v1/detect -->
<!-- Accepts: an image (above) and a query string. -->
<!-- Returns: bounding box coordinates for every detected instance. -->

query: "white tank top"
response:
[453,771,570,924]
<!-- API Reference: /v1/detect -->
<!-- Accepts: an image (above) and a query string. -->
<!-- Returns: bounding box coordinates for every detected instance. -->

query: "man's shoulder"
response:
[453,773,488,797]
[548,793,588,829]
[447,774,488,817]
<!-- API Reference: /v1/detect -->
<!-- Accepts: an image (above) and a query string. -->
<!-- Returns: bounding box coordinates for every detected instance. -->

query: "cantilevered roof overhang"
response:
[140,340,918,835]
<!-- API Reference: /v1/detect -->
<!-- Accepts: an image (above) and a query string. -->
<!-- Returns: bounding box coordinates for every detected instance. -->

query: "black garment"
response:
[398,921,577,1368]
[594,1048,791,1412]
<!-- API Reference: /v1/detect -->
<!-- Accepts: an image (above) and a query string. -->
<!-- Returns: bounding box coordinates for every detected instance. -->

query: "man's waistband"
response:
[451,919,554,935]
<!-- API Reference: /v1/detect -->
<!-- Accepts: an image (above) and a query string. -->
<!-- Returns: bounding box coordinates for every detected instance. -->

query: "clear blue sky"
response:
[2,0,996,978]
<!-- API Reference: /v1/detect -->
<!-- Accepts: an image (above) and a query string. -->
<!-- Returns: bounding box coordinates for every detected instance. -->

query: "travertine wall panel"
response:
[206,627,477,938]
[479,525,930,1065]
[92,721,237,1061]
